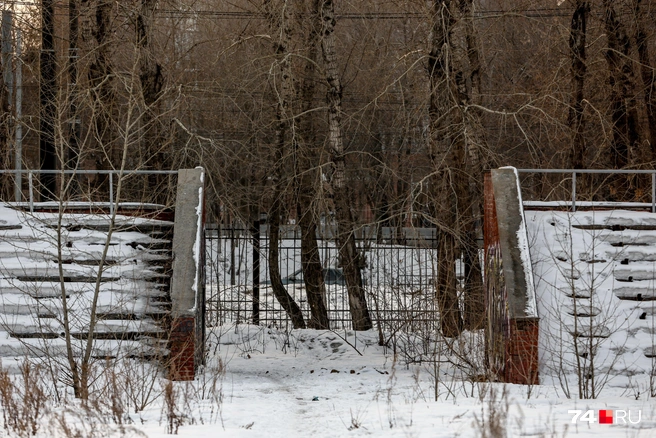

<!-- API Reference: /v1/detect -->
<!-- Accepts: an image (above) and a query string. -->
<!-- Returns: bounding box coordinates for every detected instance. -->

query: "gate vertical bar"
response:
[252,219,260,325]
[230,227,235,286]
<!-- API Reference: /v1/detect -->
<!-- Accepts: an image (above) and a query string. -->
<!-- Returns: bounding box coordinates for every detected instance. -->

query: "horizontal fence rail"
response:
[516,169,656,213]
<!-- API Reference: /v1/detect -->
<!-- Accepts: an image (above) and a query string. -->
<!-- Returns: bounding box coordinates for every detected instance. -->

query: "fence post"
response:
[109,172,114,216]
[252,219,260,325]
[28,171,33,213]
[651,172,656,213]
[572,172,577,212]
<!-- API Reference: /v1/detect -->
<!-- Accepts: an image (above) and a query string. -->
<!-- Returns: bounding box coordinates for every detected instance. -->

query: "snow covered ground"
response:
[115,324,656,437]
[6,323,651,438]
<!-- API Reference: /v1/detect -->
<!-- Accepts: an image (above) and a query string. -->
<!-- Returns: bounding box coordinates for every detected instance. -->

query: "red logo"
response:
[599,410,613,424]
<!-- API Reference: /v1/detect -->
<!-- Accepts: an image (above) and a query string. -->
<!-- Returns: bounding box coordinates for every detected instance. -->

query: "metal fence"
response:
[0,169,179,213]
[516,169,656,212]
[205,225,443,333]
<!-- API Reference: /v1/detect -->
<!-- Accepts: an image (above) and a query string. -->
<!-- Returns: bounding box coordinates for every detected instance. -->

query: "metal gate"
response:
[205,225,442,334]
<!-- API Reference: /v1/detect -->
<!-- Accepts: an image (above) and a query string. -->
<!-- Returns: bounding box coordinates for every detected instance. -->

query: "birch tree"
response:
[264,0,306,329]
[295,0,329,329]
[317,0,373,331]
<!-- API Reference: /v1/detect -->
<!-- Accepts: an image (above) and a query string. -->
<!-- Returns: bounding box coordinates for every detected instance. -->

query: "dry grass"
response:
[0,361,47,437]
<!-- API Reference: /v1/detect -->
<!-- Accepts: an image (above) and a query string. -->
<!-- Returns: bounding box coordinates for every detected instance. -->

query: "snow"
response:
[524,201,656,209]
[191,182,203,310]
[3,203,656,436]
[502,166,538,318]
[0,323,648,437]
[0,203,171,362]
[526,209,656,395]
[67,324,656,437]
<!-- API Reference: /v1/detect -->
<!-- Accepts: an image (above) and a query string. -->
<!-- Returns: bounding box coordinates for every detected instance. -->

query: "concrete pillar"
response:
[485,167,539,385]
[169,168,205,380]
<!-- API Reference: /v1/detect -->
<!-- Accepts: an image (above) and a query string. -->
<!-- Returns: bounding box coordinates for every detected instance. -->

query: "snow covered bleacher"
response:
[527,207,656,388]
[0,203,174,364]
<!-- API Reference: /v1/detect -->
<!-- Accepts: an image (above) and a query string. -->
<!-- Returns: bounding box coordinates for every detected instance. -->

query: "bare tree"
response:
[602,0,640,171]
[317,0,372,331]
[634,0,656,163]
[568,0,588,170]
[454,0,486,330]
[264,0,306,329]
[294,0,329,329]
[427,0,463,338]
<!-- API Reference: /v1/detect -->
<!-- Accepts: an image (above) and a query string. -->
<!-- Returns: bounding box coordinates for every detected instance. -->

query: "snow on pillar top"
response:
[491,167,538,319]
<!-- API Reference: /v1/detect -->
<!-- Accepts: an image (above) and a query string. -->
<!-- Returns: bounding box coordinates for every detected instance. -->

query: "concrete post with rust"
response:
[169,168,205,380]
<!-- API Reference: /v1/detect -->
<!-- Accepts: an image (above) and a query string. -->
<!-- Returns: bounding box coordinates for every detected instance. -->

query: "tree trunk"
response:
[457,0,484,173]
[318,0,372,331]
[298,203,330,329]
[603,0,640,171]
[269,209,307,329]
[568,1,588,170]
[137,0,169,203]
[80,0,114,196]
[634,0,656,163]
[137,0,163,107]
[436,217,462,338]
[428,0,463,338]
[67,0,81,197]
[264,0,306,329]
[295,1,329,329]
[455,0,485,331]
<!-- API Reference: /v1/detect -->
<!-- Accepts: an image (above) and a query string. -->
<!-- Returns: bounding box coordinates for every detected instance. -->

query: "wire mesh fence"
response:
[205,225,443,333]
